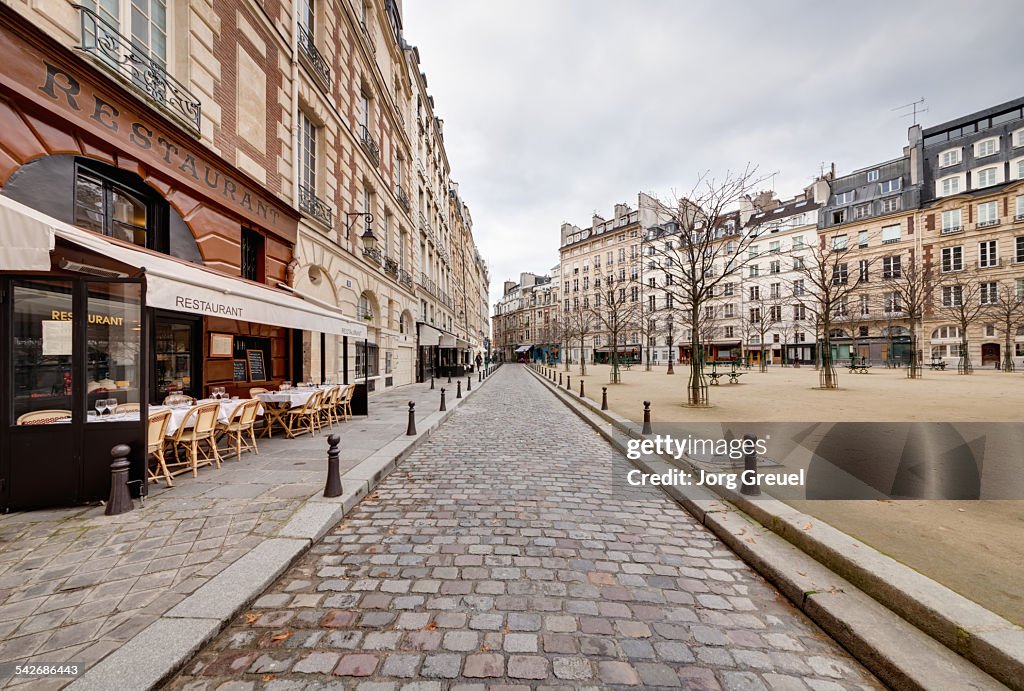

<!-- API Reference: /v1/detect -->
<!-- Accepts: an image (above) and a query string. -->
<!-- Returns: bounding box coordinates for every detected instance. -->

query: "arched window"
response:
[358,294,373,321]
[930,326,962,340]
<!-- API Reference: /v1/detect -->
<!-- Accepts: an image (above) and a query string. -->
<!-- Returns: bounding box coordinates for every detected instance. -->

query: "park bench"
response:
[928,360,947,371]
[846,359,873,374]
[727,369,744,384]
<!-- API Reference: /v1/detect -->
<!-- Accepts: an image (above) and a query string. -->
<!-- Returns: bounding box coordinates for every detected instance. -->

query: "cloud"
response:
[403,0,1024,307]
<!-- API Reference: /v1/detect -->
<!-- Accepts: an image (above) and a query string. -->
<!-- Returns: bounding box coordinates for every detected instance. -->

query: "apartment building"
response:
[491,271,559,362]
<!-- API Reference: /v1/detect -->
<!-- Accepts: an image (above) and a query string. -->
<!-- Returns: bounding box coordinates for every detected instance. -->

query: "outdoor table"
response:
[47,412,141,424]
[151,399,263,436]
[255,388,321,437]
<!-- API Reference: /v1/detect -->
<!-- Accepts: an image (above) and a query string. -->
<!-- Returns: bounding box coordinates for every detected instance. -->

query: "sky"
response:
[403,0,1024,307]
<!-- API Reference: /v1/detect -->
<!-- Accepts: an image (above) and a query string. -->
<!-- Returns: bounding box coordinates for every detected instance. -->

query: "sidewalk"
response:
[0,369,497,690]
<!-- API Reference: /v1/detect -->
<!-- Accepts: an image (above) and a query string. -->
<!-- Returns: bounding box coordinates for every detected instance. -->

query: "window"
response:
[977,201,999,227]
[793,280,805,296]
[770,283,780,299]
[770,260,781,274]
[854,203,871,220]
[1015,129,1024,148]
[1015,159,1024,181]
[940,176,961,196]
[73,162,164,251]
[618,248,625,262]
[834,191,854,204]
[749,307,762,323]
[749,286,760,300]
[833,263,848,285]
[749,246,760,259]
[769,240,781,253]
[724,283,734,296]
[793,257,805,270]
[882,292,900,313]
[880,197,901,214]
[975,167,998,188]
[834,296,848,317]
[648,295,656,311]
[770,306,782,322]
[882,256,901,279]
[705,306,715,319]
[979,240,998,268]
[941,209,962,233]
[749,265,759,277]
[795,331,806,342]
[832,209,847,224]
[974,138,999,157]
[1017,278,1024,300]
[860,294,870,316]
[793,236,804,249]
[355,342,380,377]
[879,179,902,194]
[1017,236,1024,263]
[941,246,963,272]
[867,169,879,182]
[881,224,901,244]
[942,285,963,306]
[724,326,734,339]
[724,304,735,318]
[980,282,998,305]
[240,229,265,281]
[858,230,869,248]
[832,235,848,250]
[859,259,870,282]
[794,303,806,320]
[939,148,961,167]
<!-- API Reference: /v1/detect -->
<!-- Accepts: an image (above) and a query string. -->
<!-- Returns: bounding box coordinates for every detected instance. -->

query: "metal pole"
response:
[559,373,563,386]
[642,401,652,435]
[324,434,342,497]
[430,373,435,390]
[467,375,471,392]
[440,388,447,411]
[105,444,134,516]
[406,402,417,436]
[601,387,608,410]
[456,380,462,399]
[579,380,585,398]
[741,433,761,496]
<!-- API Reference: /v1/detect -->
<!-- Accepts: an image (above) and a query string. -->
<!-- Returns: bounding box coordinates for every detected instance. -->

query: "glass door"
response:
[153,313,200,403]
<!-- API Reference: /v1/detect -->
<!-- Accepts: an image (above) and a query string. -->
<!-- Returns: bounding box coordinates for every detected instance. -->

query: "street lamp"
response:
[345,211,374,240]
[666,315,675,375]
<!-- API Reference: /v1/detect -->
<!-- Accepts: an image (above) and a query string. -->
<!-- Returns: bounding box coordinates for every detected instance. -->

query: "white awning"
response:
[439,334,456,348]
[0,197,54,270]
[0,195,366,338]
[456,338,470,350]
[418,323,441,346]
[515,344,533,353]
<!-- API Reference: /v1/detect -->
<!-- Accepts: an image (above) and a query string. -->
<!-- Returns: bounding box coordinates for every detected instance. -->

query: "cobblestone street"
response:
[170,365,882,690]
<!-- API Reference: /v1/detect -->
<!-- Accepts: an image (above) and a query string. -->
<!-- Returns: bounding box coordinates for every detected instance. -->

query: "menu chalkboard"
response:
[233,359,247,382]
[246,349,266,381]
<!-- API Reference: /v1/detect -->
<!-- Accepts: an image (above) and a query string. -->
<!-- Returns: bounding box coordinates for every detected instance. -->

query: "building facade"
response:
[491,271,559,362]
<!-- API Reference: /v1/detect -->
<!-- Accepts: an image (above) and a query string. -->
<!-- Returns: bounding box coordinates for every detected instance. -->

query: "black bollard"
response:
[559,373,563,386]
[430,374,435,390]
[324,434,342,497]
[440,388,447,411]
[479,371,482,383]
[741,433,761,496]
[601,387,608,410]
[105,444,134,516]
[447,369,452,383]
[406,402,417,436]
[642,401,652,435]
[579,380,585,398]
[456,380,462,399]
[567,375,571,391]
[467,375,472,392]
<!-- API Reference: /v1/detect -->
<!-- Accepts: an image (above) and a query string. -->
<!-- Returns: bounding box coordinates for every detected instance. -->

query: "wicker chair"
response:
[248,387,269,396]
[146,409,173,487]
[337,385,355,421]
[284,389,323,438]
[217,399,261,461]
[16,409,72,425]
[318,386,340,428]
[167,402,221,476]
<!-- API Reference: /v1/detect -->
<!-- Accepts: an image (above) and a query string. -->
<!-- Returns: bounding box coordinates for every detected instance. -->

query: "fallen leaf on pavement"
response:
[802,523,813,530]
[271,630,292,642]
[244,612,259,625]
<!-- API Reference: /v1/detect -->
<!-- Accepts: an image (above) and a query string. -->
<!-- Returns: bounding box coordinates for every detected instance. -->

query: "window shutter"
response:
[926,214,935,231]
[907,216,914,235]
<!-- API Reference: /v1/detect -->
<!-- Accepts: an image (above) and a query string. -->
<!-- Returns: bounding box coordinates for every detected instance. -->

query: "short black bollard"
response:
[642,401,652,435]
[559,373,563,386]
[601,386,608,410]
[478,371,482,383]
[567,375,571,391]
[430,374,435,390]
[406,401,417,436]
[741,433,761,496]
[467,375,472,392]
[447,370,452,383]
[105,444,134,516]
[440,388,447,411]
[324,434,342,497]
[579,380,585,397]
[456,380,462,399]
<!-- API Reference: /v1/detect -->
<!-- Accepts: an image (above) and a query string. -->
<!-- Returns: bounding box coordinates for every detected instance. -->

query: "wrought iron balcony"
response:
[399,269,414,290]
[384,256,399,275]
[419,272,438,298]
[395,184,411,213]
[361,246,383,264]
[359,125,380,167]
[297,23,331,88]
[299,184,333,228]
[359,21,376,55]
[75,5,201,134]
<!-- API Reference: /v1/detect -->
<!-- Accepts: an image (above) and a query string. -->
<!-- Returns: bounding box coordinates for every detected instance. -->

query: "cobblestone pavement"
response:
[169,365,882,691]
[0,380,458,689]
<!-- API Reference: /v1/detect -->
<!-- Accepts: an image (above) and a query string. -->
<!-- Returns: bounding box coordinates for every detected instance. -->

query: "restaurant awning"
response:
[418,323,441,347]
[439,334,457,348]
[0,196,54,270]
[515,344,533,353]
[0,195,367,338]
[456,338,470,350]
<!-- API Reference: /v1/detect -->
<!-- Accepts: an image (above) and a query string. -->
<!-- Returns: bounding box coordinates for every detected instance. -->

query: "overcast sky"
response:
[403,1,1023,307]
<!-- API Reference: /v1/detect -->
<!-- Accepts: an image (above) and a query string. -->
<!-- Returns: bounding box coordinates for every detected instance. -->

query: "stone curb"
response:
[525,364,1019,690]
[68,364,502,691]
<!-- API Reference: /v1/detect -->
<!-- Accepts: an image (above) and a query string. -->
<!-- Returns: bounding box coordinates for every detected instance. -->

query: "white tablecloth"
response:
[151,399,263,436]
[255,389,322,409]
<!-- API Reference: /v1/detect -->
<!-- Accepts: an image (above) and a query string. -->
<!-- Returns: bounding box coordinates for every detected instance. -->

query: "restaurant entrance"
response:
[153,313,201,403]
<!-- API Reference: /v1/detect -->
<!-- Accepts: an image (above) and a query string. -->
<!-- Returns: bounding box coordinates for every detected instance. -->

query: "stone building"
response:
[491,271,559,362]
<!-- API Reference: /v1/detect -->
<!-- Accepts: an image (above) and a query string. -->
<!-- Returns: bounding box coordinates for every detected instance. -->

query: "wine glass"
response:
[94,399,105,417]
[107,398,118,415]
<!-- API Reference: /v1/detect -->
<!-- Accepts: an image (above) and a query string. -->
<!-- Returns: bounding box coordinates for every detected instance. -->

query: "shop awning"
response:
[515,344,533,353]
[418,323,441,347]
[456,338,470,350]
[0,197,54,270]
[439,334,457,348]
[1,195,367,338]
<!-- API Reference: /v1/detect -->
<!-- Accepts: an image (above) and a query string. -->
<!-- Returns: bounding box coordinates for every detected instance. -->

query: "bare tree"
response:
[790,237,874,389]
[644,166,770,406]
[636,290,657,371]
[883,249,934,378]
[991,284,1024,372]
[565,304,593,375]
[933,277,986,374]
[591,282,641,383]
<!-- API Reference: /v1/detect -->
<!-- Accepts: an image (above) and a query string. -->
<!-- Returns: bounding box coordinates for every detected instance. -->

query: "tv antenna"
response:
[893,98,928,125]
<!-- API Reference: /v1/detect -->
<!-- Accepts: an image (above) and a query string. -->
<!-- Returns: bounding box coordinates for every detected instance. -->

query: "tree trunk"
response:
[819,318,837,389]
[1003,333,1015,372]
[907,322,921,379]
[958,338,972,374]
[687,307,707,406]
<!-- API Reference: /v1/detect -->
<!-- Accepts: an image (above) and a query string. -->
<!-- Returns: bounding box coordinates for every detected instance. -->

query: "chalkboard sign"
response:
[246,349,266,381]
[233,359,247,382]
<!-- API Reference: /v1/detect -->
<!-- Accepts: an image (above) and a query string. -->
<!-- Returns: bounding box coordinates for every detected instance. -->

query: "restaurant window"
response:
[155,317,199,401]
[74,161,167,252]
[11,280,74,423]
[240,228,265,282]
[355,342,379,377]
[85,282,142,420]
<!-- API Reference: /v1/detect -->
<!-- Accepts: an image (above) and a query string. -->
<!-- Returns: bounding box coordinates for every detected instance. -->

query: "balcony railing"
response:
[361,246,383,264]
[977,219,1001,229]
[384,256,399,275]
[976,258,1005,269]
[359,20,376,55]
[396,184,411,213]
[419,272,438,298]
[76,5,201,134]
[399,269,413,290]
[299,184,333,228]
[359,125,380,167]
[941,225,963,234]
[297,23,331,88]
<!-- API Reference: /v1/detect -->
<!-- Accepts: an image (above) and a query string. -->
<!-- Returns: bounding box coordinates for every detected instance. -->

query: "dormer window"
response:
[834,191,854,205]
[974,137,999,158]
[939,148,962,167]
